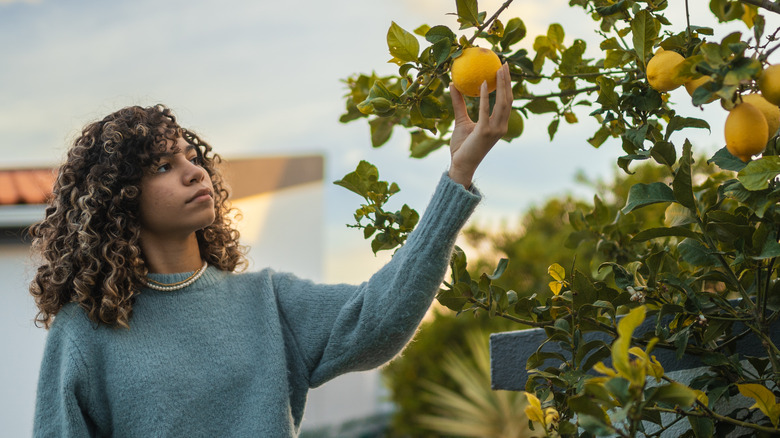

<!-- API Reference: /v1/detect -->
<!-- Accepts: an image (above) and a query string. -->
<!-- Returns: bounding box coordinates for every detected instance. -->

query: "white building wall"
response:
[0,242,49,438]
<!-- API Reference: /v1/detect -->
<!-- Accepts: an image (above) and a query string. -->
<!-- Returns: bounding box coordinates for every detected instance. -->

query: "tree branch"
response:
[467,0,515,45]
[738,0,780,14]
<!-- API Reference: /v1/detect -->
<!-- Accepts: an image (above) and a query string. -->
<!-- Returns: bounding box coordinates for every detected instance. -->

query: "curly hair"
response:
[29,104,247,329]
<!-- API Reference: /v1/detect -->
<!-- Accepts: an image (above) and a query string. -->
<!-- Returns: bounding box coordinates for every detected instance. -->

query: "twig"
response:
[646,405,779,434]
[685,0,692,42]
[467,0,515,46]
[517,85,601,100]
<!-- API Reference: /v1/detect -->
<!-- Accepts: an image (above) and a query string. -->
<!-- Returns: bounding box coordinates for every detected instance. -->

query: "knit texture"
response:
[33,172,481,437]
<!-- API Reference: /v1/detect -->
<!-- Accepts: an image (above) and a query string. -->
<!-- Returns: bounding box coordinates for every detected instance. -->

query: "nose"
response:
[183,160,207,185]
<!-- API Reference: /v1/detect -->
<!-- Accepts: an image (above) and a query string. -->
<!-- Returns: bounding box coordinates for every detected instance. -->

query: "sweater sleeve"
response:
[34,315,95,438]
[274,172,480,387]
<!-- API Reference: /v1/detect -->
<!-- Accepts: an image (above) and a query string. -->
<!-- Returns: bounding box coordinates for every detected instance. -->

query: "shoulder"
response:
[50,303,96,335]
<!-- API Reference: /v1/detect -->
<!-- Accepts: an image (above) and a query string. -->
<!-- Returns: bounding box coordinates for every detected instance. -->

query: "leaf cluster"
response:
[333,160,419,254]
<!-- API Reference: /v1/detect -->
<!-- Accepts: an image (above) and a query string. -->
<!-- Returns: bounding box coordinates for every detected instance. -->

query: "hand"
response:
[448,62,513,188]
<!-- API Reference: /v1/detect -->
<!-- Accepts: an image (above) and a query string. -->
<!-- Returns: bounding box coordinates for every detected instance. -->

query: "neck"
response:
[141,232,203,274]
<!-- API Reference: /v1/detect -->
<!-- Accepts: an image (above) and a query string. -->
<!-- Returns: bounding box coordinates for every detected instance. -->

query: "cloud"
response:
[0,0,41,4]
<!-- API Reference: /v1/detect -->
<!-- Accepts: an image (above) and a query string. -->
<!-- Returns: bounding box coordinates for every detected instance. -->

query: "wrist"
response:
[448,167,474,189]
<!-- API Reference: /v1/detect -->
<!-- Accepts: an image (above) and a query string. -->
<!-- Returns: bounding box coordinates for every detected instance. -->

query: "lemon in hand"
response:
[451,47,503,97]
[646,50,685,92]
[725,102,769,162]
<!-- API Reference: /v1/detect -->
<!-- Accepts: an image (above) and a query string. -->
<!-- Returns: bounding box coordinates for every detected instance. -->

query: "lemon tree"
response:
[337,0,780,435]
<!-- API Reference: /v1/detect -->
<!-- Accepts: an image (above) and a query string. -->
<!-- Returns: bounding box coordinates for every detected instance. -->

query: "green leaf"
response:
[500,18,526,51]
[548,118,560,141]
[387,22,420,65]
[430,38,453,66]
[560,39,586,75]
[333,160,379,196]
[737,156,780,191]
[596,76,619,110]
[524,98,558,114]
[568,394,610,423]
[651,140,677,167]
[596,0,629,17]
[673,139,696,211]
[709,146,747,171]
[688,416,715,438]
[631,10,659,68]
[409,131,446,158]
[622,182,676,214]
[456,0,480,28]
[650,382,697,408]
[599,262,633,289]
[664,117,711,141]
[488,258,509,280]
[753,224,780,260]
[436,287,469,312]
[664,203,697,227]
[631,227,703,243]
[578,414,614,436]
[424,25,456,44]
[547,23,565,45]
[419,95,447,119]
[678,238,719,267]
[369,117,394,147]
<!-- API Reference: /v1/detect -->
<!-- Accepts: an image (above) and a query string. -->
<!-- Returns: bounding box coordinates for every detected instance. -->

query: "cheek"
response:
[139,185,177,221]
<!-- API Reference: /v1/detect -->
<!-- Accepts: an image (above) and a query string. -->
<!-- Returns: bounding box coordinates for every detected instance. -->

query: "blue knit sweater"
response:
[33,173,481,437]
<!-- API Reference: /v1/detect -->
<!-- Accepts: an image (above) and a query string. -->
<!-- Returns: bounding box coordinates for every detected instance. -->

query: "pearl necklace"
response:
[142,261,209,291]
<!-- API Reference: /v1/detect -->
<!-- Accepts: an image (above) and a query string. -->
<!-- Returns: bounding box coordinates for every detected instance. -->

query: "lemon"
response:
[724,102,768,162]
[451,47,502,97]
[759,64,780,105]
[684,76,716,103]
[646,50,685,92]
[742,93,780,139]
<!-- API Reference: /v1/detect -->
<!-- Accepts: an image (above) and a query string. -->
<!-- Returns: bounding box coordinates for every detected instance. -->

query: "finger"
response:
[502,63,513,108]
[490,65,511,126]
[450,84,471,124]
[478,80,490,123]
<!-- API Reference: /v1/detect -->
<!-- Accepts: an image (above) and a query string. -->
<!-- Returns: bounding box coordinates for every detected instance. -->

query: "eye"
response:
[154,163,172,173]
[189,155,204,166]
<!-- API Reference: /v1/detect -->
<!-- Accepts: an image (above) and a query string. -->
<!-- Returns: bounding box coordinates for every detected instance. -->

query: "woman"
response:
[32,64,513,437]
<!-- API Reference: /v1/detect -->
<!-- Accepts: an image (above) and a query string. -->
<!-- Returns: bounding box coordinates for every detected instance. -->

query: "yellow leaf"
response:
[693,389,709,408]
[742,5,758,28]
[544,407,559,426]
[738,383,780,427]
[593,361,617,377]
[612,306,646,378]
[647,355,664,381]
[525,392,542,410]
[524,393,545,425]
[548,263,566,282]
[549,281,563,295]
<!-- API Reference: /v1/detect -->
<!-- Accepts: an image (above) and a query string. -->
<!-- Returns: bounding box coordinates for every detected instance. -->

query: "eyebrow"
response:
[156,144,198,159]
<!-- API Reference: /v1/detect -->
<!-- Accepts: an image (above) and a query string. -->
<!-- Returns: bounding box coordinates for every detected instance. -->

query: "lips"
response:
[187,188,213,203]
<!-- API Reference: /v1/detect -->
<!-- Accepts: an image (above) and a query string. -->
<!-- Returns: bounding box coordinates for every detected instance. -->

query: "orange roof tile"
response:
[0,169,57,205]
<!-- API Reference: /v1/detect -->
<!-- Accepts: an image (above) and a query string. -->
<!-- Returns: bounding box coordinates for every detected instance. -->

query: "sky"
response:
[1,0,776,283]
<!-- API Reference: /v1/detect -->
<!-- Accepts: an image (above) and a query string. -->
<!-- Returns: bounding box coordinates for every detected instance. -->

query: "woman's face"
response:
[137,135,216,240]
